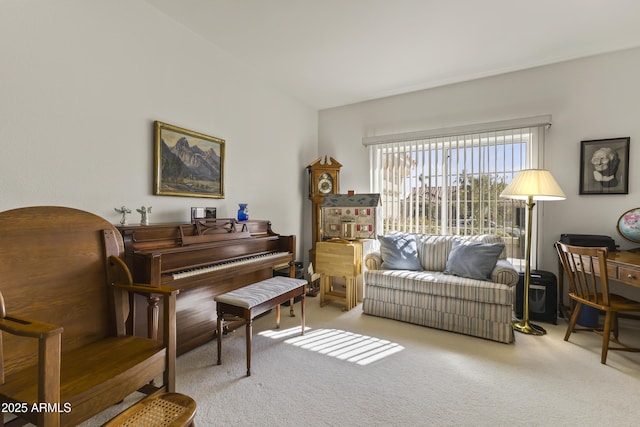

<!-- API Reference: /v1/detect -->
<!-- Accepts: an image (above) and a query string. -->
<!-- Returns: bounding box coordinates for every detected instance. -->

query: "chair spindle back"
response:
[555,242,610,308]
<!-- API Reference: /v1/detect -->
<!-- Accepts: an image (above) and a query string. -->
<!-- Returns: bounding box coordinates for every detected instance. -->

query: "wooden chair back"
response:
[0,206,122,376]
[555,241,611,310]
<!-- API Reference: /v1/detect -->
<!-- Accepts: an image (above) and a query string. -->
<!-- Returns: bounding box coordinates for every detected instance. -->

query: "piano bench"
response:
[215,276,308,376]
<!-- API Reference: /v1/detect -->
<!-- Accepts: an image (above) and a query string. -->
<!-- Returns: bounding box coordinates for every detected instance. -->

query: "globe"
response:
[617,208,640,243]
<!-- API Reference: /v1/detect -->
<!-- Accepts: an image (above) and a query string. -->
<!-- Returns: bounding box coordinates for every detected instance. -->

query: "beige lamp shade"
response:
[500,169,566,201]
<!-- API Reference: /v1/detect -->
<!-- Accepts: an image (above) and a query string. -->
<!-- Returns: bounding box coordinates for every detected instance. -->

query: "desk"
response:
[558,248,640,317]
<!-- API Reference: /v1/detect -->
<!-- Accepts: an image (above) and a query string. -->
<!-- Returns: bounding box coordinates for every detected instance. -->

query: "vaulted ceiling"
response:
[146,0,640,110]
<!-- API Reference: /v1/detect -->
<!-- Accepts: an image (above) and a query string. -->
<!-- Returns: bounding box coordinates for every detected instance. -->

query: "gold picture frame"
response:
[154,121,225,199]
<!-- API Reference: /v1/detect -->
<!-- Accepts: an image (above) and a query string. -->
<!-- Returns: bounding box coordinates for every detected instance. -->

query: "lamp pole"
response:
[513,195,546,335]
[500,168,565,336]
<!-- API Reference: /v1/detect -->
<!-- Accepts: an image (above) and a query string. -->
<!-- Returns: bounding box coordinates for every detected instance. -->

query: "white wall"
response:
[318,47,640,287]
[4,1,640,296]
[0,1,317,258]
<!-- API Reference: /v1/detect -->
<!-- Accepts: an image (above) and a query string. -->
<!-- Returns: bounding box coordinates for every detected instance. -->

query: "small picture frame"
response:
[191,207,205,222]
[191,207,217,222]
[205,207,217,219]
[579,137,629,195]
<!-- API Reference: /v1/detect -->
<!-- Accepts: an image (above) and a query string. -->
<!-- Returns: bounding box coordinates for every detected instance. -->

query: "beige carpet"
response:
[78,299,640,427]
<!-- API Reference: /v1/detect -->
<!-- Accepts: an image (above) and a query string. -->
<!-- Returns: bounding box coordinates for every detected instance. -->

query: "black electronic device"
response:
[559,234,617,251]
[515,270,557,324]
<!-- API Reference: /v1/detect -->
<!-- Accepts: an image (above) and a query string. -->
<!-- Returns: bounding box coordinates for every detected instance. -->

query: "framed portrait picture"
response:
[154,121,225,199]
[579,137,629,195]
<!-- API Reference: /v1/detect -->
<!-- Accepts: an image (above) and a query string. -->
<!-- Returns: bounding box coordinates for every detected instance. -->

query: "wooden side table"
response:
[316,239,362,311]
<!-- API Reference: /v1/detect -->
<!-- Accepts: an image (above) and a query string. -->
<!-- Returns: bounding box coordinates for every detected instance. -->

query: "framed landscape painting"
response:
[154,121,225,199]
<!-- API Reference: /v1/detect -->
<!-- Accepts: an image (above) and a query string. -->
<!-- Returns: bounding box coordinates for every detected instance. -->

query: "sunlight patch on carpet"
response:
[259,327,404,365]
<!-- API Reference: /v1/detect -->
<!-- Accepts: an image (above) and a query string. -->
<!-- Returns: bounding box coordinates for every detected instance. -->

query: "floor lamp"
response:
[500,169,566,335]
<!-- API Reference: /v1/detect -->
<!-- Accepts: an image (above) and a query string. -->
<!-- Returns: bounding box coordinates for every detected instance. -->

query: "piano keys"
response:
[172,251,291,280]
[118,218,296,354]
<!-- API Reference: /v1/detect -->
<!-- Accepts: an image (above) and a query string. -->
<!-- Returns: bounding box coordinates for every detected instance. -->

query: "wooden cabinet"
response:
[315,240,362,311]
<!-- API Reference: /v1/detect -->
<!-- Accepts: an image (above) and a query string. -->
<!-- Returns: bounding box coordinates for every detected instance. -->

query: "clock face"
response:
[318,173,333,194]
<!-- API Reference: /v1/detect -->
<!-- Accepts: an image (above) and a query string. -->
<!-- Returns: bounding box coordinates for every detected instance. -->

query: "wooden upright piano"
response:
[117,218,296,354]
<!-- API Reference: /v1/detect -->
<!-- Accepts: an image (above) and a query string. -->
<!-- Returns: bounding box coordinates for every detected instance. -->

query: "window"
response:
[364,116,551,267]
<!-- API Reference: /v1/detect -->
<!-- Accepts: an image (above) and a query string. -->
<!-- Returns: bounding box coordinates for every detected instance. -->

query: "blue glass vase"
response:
[237,203,249,221]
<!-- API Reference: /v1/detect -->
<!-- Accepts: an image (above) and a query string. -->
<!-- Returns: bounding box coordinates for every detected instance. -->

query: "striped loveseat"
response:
[363,234,519,344]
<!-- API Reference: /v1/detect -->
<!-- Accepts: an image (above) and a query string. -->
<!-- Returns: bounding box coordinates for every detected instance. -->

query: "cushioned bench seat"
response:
[215,276,307,376]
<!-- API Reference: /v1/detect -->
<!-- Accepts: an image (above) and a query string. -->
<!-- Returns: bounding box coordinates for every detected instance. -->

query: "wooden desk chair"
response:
[555,241,640,364]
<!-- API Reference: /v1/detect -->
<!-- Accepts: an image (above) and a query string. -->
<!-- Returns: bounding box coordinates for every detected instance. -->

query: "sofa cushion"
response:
[378,233,423,271]
[465,234,508,260]
[416,234,507,271]
[444,239,505,281]
[416,235,459,271]
[363,269,514,305]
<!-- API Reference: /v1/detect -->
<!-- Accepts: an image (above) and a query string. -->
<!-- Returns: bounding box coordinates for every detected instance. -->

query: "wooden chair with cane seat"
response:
[555,241,640,364]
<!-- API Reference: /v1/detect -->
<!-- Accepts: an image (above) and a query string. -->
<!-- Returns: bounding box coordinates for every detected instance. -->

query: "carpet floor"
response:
[76,297,640,426]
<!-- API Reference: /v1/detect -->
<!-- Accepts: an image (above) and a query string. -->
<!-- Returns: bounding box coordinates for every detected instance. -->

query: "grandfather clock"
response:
[307,156,342,267]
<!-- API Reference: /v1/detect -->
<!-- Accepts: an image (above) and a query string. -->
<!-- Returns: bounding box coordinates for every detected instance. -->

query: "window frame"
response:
[363,116,551,268]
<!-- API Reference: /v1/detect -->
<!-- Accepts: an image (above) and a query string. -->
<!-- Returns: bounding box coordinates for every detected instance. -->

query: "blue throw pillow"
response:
[444,239,505,281]
[378,233,423,271]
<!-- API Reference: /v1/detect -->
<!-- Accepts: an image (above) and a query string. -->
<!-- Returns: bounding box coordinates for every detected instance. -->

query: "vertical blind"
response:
[363,116,551,265]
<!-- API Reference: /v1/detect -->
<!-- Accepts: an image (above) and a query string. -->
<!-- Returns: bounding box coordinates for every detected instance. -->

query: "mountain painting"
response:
[154,121,225,198]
